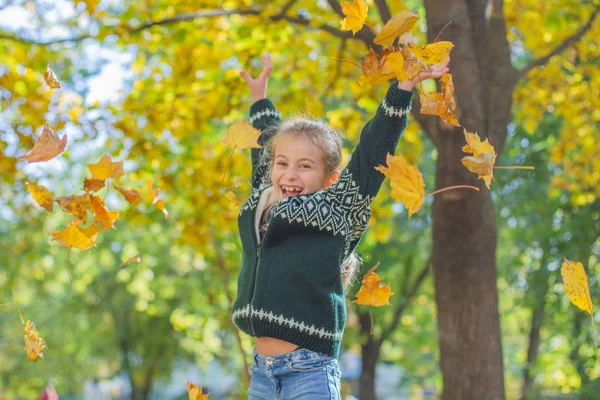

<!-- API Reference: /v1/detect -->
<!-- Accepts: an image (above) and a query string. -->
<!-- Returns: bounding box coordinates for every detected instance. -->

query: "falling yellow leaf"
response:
[358,49,395,86]
[50,220,101,251]
[83,178,106,192]
[374,10,420,45]
[186,381,210,400]
[114,184,141,205]
[43,62,61,89]
[375,153,425,217]
[19,125,67,163]
[381,52,409,82]
[408,41,454,65]
[24,320,46,361]
[561,258,593,314]
[419,74,460,126]
[89,194,119,229]
[460,129,497,189]
[56,193,92,223]
[222,121,261,150]
[26,183,54,212]
[87,154,124,180]
[353,262,394,307]
[120,254,141,268]
[340,0,368,35]
[224,190,240,207]
[147,179,169,218]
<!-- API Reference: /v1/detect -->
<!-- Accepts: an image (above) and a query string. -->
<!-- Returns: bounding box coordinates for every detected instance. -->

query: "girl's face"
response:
[271,132,339,202]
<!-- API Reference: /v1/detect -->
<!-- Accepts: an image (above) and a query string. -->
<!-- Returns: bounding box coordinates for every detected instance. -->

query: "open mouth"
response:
[280,185,303,197]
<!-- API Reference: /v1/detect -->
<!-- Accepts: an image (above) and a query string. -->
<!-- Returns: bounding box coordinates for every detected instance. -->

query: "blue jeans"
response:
[248,348,342,399]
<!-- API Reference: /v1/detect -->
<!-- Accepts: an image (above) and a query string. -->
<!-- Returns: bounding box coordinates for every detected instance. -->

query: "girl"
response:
[234,54,449,399]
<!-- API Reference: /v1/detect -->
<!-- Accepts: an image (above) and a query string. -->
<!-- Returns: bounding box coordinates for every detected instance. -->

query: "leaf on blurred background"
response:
[56,193,92,223]
[114,184,141,205]
[147,179,169,218]
[561,258,593,314]
[24,320,46,361]
[26,183,53,212]
[375,153,425,217]
[358,49,395,85]
[90,194,119,229]
[340,0,368,35]
[408,41,454,64]
[186,381,209,400]
[119,254,141,268]
[373,10,420,45]
[222,121,261,150]
[460,128,497,188]
[224,190,240,207]
[19,125,67,163]
[87,154,124,180]
[50,220,101,251]
[43,62,61,89]
[419,74,460,126]
[381,52,409,82]
[83,178,106,192]
[353,262,394,307]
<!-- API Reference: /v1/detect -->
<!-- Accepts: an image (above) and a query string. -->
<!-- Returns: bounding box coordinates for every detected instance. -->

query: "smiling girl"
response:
[233,53,449,399]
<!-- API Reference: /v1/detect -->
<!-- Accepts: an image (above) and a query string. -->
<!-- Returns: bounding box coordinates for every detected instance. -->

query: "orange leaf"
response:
[353,262,394,307]
[87,154,124,180]
[44,62,61,89]
[26,183,54,212]
[90,194,119,229]
[83,178,106,192]
[374,10,420,45]
[381,52,409,82]
[460,129,497,189]
[358,49,395,86]
[19,125,67,163]
[222,121,261,149]
[419,74,460,126]
[408,41,454,65]
[340,0,368,35]
[24,320,46,361]
[56,193,92,223]
[186,381,210,400]
[147,179,169,218]
[114,184,141,205]
[50,220,101,251]
[375,153,425,217]
[561,258,593,314]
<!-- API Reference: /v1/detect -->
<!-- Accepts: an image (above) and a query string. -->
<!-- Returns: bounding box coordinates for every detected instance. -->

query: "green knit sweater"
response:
[232,83,413,358]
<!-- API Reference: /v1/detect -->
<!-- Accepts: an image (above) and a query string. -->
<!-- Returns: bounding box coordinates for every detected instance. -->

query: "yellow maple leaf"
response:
[147,179,169,218]
[26,183,54,212]
[222,121,261,149]
[56,193,92,223]
[381,52,409,82]
[24,320,46,361]
[353,262,394,307]
[114,184,141,205]
[375,153,425,217]
[419,74,460,126]
[224,190,240,207]
[83,178,106,192]
[19,125,67,163]
[90,194,119,229]
[50,220,101,251]
[561,258,593,314]
[460,129,497,189]
[43,62,61,89]
[358,49,395,86]
[340,0,368,35]
[374,10,420,45]
[186,381,210,400]
[87,154,124,180]
[408,41,454,65]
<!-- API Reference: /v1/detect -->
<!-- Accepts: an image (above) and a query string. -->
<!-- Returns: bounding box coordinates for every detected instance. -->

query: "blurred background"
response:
[0,0,598,399]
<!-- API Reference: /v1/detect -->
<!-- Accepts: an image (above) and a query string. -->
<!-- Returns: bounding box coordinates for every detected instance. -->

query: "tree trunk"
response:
[521,303,545,400]
[359,311,381,400]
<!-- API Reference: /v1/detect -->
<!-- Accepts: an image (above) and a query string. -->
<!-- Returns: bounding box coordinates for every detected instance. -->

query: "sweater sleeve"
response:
[248,99,282,190]
[342,83,413,198]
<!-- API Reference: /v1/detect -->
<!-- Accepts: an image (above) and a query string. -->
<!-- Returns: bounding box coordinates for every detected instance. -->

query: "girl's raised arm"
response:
[240,54,282,190]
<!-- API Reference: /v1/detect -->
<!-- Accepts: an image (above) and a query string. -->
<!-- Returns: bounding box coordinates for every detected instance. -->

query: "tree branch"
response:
[518,6,599,78]
[374,0,392,23]
[129,8,261,33]
[379,255,431,343]
[326,0,345,18]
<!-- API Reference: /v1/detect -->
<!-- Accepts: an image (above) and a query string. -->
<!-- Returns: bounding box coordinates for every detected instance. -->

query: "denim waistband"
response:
[252,348,335,368]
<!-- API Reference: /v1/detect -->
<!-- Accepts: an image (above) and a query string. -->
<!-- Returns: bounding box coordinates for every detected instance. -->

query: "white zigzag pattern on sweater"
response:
[381,98,411,118]
[232,304,344,341]
[249,108,282,125]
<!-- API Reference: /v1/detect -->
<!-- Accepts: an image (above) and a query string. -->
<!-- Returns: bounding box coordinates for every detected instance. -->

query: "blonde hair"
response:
[261,117,362,289]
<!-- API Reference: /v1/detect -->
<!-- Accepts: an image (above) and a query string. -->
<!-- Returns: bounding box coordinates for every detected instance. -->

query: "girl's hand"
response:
[397,57,450,91]
[240,53,273,101]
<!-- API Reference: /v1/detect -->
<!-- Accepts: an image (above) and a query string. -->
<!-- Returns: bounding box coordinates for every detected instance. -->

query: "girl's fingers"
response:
[240,70,254,83]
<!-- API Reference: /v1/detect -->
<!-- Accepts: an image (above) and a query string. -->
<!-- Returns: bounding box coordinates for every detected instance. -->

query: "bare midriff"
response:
[254,337,299,355]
